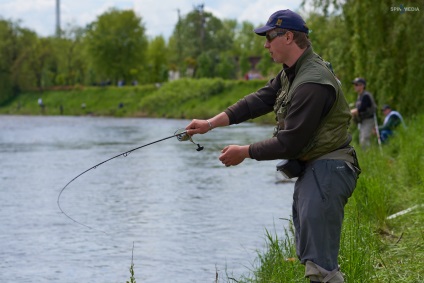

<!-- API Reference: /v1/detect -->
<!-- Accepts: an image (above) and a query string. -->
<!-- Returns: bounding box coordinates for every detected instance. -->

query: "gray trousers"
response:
[359,118,374,149]
[292,159,357,273]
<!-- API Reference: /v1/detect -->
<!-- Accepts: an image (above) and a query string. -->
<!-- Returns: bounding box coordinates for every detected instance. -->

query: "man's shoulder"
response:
[294,57,339,91]
[361,91,375,103]
[388,111,402,120]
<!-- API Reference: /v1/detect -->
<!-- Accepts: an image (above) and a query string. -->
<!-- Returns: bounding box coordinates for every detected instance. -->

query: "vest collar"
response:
[283,46,314,80]
[294,46,314,74]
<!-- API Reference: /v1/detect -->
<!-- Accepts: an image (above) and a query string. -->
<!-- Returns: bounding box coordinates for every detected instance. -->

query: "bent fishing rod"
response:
[57,129,203,234]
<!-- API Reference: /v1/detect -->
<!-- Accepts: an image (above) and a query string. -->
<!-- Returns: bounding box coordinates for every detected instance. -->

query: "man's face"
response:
[264,29,289,64]
[353,83,365,93]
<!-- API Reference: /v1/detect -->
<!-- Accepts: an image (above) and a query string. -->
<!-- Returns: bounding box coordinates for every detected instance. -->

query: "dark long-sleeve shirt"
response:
[224,63,337,161]
[356,93,372,113]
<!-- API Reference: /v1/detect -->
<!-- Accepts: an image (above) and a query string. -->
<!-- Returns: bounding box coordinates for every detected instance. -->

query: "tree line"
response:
[0,6,273,105]
[1,1,423,117]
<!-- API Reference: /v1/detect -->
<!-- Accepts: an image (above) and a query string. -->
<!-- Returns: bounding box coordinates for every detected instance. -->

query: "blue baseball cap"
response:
[254,9,309,36]
[352,77,366,86]
[381,104,391,111]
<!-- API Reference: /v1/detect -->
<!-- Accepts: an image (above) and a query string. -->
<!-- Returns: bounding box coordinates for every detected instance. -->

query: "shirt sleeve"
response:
[248,83,336,160]
[224,70,283,124]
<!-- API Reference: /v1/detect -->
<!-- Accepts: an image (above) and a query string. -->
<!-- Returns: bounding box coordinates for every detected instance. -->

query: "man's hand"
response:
[185,112,230,136]
[219,145,250,167]
[185,119,210,135]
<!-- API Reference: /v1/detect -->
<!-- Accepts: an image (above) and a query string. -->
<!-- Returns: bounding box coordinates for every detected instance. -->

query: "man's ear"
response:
[285,31,294,43]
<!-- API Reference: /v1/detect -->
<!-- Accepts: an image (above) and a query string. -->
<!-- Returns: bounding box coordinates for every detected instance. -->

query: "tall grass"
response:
[233,224,306,283]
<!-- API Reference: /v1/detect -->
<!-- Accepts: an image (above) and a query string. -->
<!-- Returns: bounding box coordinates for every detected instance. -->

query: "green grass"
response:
[0,79,273,122]
[0,85,158,117]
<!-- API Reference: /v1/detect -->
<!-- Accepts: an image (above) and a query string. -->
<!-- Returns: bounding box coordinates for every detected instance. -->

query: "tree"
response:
[233,21,277,79]
[0,19,17,104]
[194,19,238,79]
[146,35,168,83]
[51,24,88,86]
[0,19,37,103]
[85,8,148,85]
[168,6,236,78]
[17,37,54,90]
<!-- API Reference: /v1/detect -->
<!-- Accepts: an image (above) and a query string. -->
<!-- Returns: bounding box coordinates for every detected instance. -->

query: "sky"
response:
[0,0,306,39]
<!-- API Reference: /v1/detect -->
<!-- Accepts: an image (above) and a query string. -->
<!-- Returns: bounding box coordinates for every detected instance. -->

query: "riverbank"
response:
[0,78,275,123]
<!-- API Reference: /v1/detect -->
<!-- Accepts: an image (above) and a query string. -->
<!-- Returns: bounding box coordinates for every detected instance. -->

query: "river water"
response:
[0,115,294,283]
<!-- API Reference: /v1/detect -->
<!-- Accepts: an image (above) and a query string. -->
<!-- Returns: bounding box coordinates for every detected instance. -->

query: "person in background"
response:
[185,9,360,283]
[350,77,376,149]
[378,104,405,143]
[38,97,45,113]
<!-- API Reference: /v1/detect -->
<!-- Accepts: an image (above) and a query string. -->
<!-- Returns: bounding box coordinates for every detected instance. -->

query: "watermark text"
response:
[390,4,420,14]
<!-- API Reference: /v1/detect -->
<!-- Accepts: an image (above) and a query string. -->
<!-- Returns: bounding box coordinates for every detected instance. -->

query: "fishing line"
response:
[57,128,203,234]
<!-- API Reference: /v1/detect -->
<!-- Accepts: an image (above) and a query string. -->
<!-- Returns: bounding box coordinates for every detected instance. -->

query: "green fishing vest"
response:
[273,48,351,161]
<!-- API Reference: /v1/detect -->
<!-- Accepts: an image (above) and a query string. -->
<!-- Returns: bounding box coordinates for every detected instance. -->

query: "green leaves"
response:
[85,9,148,84]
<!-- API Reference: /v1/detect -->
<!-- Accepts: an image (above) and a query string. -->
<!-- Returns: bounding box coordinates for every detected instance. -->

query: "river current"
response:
[0,115,293,283]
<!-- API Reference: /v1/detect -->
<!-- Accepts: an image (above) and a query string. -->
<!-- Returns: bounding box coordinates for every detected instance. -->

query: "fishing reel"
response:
[174,129,204,151]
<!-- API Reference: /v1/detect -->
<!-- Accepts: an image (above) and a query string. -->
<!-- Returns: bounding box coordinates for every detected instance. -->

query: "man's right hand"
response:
[185,112,230,136]
[185,119,211,135]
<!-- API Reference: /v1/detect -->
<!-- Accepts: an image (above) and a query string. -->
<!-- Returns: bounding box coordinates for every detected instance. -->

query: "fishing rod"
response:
[373,114,383,154]
[57,129,203,234]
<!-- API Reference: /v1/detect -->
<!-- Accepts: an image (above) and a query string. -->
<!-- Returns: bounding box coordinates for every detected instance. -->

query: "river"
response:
[0,115,294,283]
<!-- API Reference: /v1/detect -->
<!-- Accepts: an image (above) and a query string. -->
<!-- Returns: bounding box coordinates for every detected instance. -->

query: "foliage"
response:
[85,8,148,85]
[146,35,168,83]
[0,19,38,104]
[51,25,88,86]
[168,6,237,78]
[0,19,17,104]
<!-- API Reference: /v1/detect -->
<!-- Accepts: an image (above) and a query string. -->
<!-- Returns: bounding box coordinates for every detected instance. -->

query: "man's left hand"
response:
[219,145,250,167]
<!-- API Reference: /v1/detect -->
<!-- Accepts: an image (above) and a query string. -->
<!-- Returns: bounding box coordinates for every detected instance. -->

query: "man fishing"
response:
[186,9,360,283]
[377,104,405,143]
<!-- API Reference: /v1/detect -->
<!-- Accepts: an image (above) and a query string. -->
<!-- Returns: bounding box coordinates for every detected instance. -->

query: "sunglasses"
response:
[266,30,287,42]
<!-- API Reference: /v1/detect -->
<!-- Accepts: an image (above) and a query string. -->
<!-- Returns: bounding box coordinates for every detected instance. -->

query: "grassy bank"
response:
[0,78,275,123]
